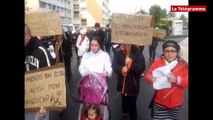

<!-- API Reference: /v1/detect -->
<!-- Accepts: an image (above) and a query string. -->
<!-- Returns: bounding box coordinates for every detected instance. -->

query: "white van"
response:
[62,24,76,34]
[172,20,183,35]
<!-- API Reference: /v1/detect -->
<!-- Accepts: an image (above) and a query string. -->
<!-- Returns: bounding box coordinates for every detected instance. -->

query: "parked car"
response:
[62,24,76,34]
[101,25,105,31]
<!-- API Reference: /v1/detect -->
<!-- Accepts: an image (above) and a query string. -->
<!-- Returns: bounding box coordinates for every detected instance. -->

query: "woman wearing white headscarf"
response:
[76,28,90,64]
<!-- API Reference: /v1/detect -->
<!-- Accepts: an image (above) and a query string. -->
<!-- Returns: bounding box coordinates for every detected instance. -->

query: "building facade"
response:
[101,0,110,25]
[72,0,110,27]
[72,0,80,26]
[25,0,111,29]
[25,0,72,24]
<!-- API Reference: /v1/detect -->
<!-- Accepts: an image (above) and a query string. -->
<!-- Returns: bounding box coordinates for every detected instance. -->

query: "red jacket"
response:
[145,57,188,108]
[38,36,45,41]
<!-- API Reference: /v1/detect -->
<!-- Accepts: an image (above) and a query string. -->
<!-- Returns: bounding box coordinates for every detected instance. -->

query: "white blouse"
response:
[79,50,112,77]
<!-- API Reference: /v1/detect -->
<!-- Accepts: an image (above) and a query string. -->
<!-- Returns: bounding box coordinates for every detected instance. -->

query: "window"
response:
[48,4,52,9]
[74,11,79,14]
[53,5,56,11]
[73,4,79,9]
[39,1,45,8]
[81,18,87,25]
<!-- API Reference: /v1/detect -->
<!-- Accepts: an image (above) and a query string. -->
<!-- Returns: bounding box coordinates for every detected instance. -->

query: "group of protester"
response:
[25,21,188,120]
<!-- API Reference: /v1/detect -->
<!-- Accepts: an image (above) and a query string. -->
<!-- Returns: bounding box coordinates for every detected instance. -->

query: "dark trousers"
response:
[100,43,104,51]
[74,44,78,57]
[112,47,117,56]
[149,45,157,61]
[60,59,72,118]
[105,44,111,55]
[122,95,137,120]
[77,56,82,65]
[149,40,158,61]
[64,58,71,83]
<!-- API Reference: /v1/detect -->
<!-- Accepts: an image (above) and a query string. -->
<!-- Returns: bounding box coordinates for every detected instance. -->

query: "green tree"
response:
[136,7,147,14]
[179,14,186,21]
[168,11,176,17]
[149,4,167,25]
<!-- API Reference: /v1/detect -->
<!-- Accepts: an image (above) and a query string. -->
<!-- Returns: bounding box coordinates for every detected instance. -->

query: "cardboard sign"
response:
[25,63,66,111]
[153,29,167,40]
[25,12,62,36]
[111,13,155,46]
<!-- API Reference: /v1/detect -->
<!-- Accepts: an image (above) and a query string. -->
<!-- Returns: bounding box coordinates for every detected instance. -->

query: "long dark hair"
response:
[87,36,102,52]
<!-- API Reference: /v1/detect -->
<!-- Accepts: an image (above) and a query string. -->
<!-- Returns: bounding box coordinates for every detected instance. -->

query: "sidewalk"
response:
[166,34,188,39]
[158,35,188,42]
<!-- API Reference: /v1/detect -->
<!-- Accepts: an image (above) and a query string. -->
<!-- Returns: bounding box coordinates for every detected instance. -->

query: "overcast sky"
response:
[109,0,188,17]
